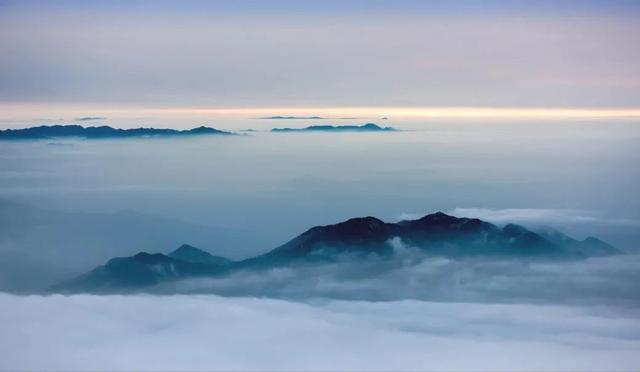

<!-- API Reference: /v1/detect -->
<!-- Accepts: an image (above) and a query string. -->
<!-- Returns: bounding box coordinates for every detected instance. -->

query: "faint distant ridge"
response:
[0,125,235,139]
[260,115,326,119]
[272,123,395,132]
[75,116,107,121]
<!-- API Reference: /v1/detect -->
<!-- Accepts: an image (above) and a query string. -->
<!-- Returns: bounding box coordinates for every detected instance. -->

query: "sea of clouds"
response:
[1,293,639,371]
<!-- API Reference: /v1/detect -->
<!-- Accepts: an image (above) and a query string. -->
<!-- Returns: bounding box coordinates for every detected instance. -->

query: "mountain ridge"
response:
[0,125,235,139]
[53,211,621,293]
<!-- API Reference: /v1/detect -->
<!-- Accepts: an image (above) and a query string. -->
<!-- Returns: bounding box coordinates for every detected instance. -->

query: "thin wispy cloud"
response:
[448,208,640,227]
[74,116,107,121]
[257,116,327,120]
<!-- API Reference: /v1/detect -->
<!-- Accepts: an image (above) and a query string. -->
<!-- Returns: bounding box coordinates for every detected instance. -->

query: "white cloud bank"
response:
[1,293,639,371]
[398,208,605,224]
[448,208,640,227]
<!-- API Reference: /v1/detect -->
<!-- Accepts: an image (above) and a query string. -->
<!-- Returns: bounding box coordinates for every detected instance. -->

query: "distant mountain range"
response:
[53,212,619,293]
[0,123,396,139]
[271,123,395,132]
[0,125,234,139]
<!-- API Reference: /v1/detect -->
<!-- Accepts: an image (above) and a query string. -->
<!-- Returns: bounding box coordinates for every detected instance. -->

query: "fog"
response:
[1,293,639,371]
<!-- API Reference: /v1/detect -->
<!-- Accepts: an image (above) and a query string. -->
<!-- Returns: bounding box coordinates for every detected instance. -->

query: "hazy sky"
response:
[1,0,640,113]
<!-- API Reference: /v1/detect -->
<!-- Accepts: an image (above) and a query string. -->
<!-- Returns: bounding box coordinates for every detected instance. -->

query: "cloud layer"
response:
[1,293,639,371]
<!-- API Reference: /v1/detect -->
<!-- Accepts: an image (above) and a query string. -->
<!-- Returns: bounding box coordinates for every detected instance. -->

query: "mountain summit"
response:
[168,244,231,265]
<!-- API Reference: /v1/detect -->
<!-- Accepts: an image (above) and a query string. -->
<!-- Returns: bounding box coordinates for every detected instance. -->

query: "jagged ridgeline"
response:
[53,212,619,293]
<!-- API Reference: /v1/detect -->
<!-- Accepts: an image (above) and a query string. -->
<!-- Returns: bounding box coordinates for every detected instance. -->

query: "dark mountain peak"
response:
[403,212,491,232]
[331,216,387,233]
[170,244,205,255]
[268,216,394,257]
[168,244,231,265]
[185,126,230,134]
[131,252,175,264]
[133,251,152,258]
[417,211,456,222]
[303,216,392,242]
[432,211,449,217]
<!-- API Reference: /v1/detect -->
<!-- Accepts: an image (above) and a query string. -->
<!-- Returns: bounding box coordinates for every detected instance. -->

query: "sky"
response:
[1,0,640,125]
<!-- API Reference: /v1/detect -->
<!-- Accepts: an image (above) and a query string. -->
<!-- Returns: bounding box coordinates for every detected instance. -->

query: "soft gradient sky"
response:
[1,0,640,123]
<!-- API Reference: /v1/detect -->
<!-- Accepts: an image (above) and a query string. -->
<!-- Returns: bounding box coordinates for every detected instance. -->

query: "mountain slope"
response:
[168,244,231,265]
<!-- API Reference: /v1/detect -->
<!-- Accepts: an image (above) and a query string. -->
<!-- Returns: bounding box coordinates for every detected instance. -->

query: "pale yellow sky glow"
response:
[157,106,640,119]
[2,104,640,127]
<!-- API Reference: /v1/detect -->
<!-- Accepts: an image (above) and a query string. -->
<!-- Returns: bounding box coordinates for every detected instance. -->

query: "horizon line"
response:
[2,104,640,121]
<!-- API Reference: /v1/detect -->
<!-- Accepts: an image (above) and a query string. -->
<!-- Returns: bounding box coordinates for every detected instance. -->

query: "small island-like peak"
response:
[271,123,396,132]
